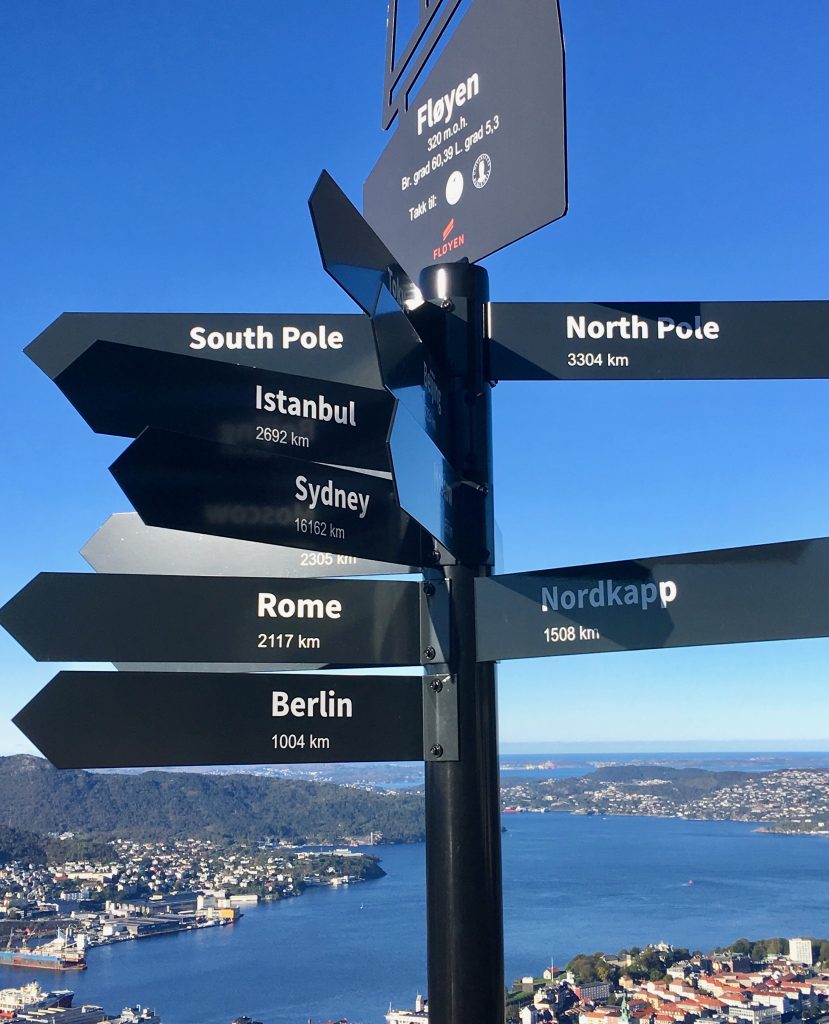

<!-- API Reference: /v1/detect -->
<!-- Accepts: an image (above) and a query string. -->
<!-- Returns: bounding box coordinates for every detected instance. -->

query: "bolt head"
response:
[430,744,444,758]
[424,646,436,661]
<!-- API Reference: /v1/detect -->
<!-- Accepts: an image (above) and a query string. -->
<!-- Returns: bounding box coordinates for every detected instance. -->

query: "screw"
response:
[429,548,442,564]
[423,582,436,597]
[430,678,443,693]
[430,744,444,758]
[424,646,436,661]
[440,299,454,312]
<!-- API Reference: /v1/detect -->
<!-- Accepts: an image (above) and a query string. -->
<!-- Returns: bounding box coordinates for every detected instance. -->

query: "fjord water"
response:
[3,814,829,1024]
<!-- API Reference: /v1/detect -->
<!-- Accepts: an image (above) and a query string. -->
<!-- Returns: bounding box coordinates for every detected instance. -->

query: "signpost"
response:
[26,312,383,389]
[309,170,421,317]
[4,4,829,1024]
[488,300,829,380]
[109,427,443,566]
[364,0,567,283]
[13,672,427,769]
[52,341,396,472]
[81,513,420,578]
[0,573,447,668]
[475,538,829,663]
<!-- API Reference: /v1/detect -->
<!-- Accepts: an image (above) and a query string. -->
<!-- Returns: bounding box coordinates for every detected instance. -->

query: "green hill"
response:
[0,755,425,844]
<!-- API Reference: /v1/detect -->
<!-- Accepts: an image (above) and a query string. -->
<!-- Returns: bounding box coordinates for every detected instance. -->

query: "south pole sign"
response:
[26,312,383,388]
[3,4,829,1024]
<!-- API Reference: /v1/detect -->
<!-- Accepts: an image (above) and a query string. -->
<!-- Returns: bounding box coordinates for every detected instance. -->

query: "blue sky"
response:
[1,0,828,754]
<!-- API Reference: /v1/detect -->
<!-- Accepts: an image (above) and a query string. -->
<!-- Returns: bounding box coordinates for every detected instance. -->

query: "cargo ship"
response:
[0,930,87,971]
[0,980,74,1017]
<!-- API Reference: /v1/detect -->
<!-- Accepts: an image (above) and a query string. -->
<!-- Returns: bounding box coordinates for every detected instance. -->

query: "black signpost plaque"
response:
[364,0,567,282]
[488,301,829,381]
[389,403,461,558]
[373,282,453,459]
[14,672,426,769]
[309,171,421,317]
[475,538,829,663]
[110,428,439,567]
[26,312,383,389]
[54,340,395,472]
[81,513,420,577]
[0,573,433,667]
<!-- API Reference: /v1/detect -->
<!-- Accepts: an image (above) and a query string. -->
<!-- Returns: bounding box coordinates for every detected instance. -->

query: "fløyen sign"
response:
[364,0,567,282]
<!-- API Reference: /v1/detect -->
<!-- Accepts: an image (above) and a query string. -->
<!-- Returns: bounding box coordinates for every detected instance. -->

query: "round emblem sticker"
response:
[445,170,464,205]
[473,154,491,189]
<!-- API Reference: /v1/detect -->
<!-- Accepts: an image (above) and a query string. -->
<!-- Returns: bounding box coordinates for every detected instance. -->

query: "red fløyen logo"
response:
[434,218,465,260]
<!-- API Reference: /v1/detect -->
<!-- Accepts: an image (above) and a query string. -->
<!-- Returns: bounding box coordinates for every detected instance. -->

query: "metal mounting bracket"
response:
[422,671,458,762]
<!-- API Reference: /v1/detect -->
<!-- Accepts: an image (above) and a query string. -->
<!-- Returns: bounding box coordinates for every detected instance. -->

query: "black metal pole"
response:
[420,261,503,1024]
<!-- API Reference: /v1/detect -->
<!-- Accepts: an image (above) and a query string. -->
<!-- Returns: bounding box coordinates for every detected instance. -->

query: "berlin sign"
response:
[14,672,427,769]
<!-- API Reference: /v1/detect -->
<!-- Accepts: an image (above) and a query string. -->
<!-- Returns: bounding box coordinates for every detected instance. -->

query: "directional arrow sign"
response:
[81,513,420,577]
[26,312,383,389]
[475,537,829,662]
[373,282,453,458]
[53,340,395,472]
[364,0,567,282]
[14,672,427,769]
[389,403,464,561]
[488,301,829,381]
[110,428,443,566]
[0,574,444,667]
[309,171,421,317]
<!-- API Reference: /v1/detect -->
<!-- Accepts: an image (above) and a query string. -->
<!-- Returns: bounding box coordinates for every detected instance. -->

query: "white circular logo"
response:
[473,153,491,189]
[445,170,464,206]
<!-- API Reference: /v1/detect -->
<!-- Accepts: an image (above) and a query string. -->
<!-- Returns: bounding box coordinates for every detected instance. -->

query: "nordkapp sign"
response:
[475,539,829,663]
[539,577,678,614]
